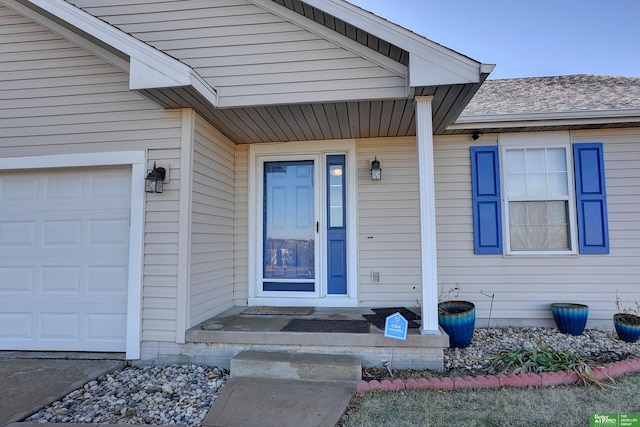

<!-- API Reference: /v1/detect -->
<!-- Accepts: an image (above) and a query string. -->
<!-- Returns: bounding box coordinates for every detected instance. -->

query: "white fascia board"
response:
[189,72,219,108]
[299,0,491,86]
[128,57,188,89]
[19,0,219,101]
[247,0,407,79]
[410,52,477,86]
[449,109,640,130]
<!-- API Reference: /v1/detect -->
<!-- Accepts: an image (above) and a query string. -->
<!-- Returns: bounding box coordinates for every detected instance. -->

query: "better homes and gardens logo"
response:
[591,414,640,427]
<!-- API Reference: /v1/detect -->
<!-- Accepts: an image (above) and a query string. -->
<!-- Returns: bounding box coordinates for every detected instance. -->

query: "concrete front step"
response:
[230,350,361,382]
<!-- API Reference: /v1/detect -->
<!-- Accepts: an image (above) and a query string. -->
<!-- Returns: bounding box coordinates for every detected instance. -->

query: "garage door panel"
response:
[41,266,81,293]
[0,167,131,352]
[45,174,84,201]
[87,265,128,293]
[88,218,130,246]
[0,267,35,292]
[40,313,80,341]
[0,221,36,246]
[0,176,39,202]
[88,170,132,199]
[0,313,32,340]
[43,219,83,246]
[87,313,127,342]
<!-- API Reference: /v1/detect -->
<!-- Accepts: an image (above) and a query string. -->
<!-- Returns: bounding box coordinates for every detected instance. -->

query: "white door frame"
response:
[0,151,145,359]
[248,140,358,307]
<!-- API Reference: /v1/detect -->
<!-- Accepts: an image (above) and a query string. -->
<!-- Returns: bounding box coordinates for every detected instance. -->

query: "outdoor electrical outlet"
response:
[372,272,380,282]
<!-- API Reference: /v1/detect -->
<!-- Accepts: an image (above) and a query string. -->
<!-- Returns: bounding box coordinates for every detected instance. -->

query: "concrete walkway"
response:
[203,377,354,427]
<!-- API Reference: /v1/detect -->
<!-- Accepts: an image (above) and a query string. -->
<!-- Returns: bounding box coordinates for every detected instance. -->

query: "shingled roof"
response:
[462,74,640,115]
[447,75,640,134]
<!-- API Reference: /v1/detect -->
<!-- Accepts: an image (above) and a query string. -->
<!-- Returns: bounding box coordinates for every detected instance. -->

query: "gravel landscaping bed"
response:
[25,364,228,425]
[365,327,640,380]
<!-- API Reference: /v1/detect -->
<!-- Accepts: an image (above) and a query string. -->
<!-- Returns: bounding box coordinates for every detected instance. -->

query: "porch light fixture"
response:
[370,157,381,181]
[145,162,166,193]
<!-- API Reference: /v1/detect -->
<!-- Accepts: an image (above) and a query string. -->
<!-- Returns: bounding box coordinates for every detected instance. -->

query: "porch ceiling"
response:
[139,82,483,144]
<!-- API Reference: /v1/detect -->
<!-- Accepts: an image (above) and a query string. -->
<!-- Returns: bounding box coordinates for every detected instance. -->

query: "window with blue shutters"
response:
[471,141,609,255]
[504,146,574,253]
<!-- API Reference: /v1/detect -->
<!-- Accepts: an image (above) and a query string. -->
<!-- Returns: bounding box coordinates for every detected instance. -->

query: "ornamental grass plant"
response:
[486,346,613,387]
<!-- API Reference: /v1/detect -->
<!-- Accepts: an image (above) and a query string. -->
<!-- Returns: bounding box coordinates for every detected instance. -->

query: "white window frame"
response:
[499,132,579,256]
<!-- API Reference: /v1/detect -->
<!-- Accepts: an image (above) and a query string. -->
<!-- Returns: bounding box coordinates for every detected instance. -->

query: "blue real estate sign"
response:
[384,312,408,340]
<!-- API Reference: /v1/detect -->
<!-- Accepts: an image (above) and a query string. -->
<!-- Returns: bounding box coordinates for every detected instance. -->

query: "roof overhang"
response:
[5,0,495,143]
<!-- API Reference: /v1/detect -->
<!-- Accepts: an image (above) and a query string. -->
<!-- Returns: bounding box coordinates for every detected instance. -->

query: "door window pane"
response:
[263,161,314,280]
[328,165,344,228]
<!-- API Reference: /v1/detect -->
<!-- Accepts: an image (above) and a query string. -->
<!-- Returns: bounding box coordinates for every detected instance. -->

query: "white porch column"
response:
[415,96,440,335]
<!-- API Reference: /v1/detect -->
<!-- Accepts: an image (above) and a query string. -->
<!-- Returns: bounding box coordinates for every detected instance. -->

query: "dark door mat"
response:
[372,307,421,321]
[363,314,421,330]
[240,306,313,315]
[281,319,370,333]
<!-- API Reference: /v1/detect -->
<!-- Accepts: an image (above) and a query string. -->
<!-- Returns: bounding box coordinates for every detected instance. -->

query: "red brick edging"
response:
[356,358,640,393]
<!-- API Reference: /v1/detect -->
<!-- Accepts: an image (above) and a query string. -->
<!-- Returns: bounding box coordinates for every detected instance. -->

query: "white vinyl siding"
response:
[434,130,640,326]
[357,137,421,306]
[0,6,181,156]
[189,115,236,326]
[69,0,407,107]
[1,7,183,343]
[143,148,181,342]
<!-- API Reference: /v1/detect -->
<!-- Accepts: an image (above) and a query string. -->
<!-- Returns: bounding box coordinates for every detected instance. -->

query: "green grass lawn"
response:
[340,373,640,427]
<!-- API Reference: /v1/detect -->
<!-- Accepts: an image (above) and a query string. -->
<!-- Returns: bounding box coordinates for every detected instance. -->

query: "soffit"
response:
[141,82,484,144]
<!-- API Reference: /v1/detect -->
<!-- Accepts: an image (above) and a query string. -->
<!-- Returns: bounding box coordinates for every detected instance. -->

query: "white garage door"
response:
[0,167,131,352]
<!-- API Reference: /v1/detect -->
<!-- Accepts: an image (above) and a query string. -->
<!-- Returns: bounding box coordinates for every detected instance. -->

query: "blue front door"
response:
[261,155,348,296]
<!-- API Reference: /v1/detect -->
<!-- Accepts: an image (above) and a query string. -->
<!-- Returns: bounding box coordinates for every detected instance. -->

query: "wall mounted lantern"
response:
[145,162,166,193]
[370,157,381,181]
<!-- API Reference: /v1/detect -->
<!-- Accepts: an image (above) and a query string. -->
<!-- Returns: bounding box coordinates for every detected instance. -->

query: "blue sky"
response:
[345,0,640,79]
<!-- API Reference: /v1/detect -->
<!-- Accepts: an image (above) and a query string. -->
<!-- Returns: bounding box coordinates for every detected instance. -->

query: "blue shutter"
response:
[573,143,609,254]
[471,146,502,254]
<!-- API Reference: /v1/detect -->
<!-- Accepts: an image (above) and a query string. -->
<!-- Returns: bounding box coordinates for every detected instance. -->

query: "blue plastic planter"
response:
[438,301,475,348]
[614,314,640,343]
[551,303,589,336]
